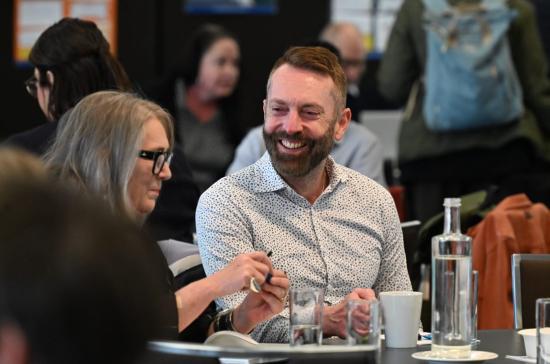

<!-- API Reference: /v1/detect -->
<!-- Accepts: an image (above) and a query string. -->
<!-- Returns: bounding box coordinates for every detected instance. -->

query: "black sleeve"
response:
[145,143,201,242]
[3,121,59,156]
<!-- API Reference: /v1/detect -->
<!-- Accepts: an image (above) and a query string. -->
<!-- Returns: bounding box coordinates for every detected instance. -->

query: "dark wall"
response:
[0,0,329,141]
[155,0,330,130]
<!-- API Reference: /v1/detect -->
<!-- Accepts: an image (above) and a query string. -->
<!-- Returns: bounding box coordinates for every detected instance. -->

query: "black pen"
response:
[265,250,273,284]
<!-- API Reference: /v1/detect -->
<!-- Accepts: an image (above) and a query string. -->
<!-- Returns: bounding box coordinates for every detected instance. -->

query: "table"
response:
[138,330,526,364]
[382,330,525,364]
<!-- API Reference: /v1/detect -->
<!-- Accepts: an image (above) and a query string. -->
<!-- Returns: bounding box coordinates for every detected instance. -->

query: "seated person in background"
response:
[4,17,200,242]
[320,22,367,119]
[0,151,163,364]
[44,91,289,342]
[226,42,385,186]
[146,23,245,192]
[197,47,411,343]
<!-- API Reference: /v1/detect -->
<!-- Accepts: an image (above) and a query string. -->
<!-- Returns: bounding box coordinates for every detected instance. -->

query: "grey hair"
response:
[44,91,174,220]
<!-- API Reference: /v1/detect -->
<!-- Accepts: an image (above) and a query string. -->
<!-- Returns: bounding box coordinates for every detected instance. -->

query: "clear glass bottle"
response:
[431,198,473,359]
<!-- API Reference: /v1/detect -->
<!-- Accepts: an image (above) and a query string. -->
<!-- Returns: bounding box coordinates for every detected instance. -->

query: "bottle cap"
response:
[443,197,461,207]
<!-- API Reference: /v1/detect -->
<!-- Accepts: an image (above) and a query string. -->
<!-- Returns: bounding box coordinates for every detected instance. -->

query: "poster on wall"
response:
[184,0,277,15]
[13,0,117,65]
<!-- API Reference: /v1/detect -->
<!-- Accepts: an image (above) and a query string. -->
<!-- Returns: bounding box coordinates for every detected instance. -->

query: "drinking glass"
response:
[346,298,381,347]
[289,288,324,346]
[537,298,550,364]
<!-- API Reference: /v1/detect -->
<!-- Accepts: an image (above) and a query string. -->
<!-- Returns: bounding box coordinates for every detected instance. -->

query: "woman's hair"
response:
[29,17,132,120]
[43,91,174,219]
[179,23,239,88]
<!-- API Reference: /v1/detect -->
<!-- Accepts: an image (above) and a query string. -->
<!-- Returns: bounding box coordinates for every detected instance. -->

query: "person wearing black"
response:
[0,149,164,364]
[146,24,245,192]
[5,17,199,242]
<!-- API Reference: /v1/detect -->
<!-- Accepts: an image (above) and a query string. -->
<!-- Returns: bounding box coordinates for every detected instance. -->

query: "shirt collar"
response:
[249,152,348,194]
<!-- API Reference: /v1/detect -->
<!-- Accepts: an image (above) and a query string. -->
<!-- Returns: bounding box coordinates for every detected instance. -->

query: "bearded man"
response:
[196,46,411,343]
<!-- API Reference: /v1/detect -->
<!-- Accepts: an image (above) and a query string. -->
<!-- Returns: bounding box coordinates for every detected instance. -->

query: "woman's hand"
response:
[231,269,289,334]
[208,252,273,297]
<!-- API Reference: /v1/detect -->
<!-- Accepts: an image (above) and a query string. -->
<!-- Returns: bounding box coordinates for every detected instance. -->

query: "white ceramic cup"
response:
[379,291,422,348]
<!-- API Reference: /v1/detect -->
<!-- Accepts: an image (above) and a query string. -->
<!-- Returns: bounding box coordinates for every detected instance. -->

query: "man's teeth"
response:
[281,139,305,149]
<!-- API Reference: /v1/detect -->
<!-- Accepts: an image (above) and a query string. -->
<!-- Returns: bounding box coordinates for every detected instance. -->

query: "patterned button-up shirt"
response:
[196,153,411,342]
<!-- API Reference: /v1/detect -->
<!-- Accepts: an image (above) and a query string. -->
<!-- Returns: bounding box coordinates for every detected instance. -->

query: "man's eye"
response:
[271,107,286,113]
[302,111,321,119]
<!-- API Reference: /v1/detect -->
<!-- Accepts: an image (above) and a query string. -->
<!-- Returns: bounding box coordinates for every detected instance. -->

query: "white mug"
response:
[380,291,422,348]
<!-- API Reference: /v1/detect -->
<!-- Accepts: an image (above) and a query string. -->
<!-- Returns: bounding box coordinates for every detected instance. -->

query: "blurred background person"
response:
[147,23,245,192]
[320,22,367,120]
[379,0,550,222]
[4,17,200,243]
[44,91,288,342]
[0,149,164,364]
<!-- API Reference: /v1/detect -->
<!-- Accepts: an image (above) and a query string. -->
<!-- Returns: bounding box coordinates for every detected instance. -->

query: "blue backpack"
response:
[422,0,523,132]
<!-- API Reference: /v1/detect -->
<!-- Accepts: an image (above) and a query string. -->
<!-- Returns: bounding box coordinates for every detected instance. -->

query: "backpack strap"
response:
[422,0,452,15]
[481,0,508,11]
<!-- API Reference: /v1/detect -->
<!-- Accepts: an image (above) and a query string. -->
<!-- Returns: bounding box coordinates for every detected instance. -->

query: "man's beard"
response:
[263,123,335,178]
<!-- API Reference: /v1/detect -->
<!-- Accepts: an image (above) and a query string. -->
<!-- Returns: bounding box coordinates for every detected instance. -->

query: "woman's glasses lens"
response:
[25,77,38,98]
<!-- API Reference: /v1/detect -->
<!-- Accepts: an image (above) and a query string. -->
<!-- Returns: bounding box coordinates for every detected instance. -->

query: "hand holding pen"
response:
[249,251,273,293]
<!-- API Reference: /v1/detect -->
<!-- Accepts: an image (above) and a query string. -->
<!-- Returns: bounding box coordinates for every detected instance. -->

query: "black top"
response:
[5,121,201,243]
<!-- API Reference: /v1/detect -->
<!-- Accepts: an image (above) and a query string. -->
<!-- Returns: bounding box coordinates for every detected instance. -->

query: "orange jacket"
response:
[468,194,550,329]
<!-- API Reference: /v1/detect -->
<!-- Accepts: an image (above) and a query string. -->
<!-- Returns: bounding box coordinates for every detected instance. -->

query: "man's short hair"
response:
[266,46,347,110]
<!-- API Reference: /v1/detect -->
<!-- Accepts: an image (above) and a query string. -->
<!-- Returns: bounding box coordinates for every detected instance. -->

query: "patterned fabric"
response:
[196,153,411,342]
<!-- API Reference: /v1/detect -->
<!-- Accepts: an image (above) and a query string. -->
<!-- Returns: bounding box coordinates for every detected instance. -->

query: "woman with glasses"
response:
[44,90,289,341]
[6,17,200,243]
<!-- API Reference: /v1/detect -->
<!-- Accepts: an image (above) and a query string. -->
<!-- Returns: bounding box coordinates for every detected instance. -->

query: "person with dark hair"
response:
[7,17,131,154]
[5,17,200,242]
[44,91,289,342]
[147,23,244,191]
[197,46,410,343]
[0,166,164,364]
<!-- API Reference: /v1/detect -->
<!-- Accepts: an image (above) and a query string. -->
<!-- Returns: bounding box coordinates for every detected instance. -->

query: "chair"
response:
[401,220,422,289]
[511,253,550,329]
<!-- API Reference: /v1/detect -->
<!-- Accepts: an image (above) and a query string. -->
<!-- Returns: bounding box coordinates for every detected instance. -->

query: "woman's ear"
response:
[0,324,28,364]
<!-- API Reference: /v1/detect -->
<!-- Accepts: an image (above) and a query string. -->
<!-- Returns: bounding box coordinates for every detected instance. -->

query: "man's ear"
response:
[334,107,352,141]
[0,324,28,364]
[262,99,267,115]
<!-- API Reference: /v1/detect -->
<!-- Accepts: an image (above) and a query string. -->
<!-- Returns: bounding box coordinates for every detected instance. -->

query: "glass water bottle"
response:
[431,198,473,359]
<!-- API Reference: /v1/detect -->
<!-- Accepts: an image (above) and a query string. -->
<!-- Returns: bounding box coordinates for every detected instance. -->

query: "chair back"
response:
[512,253,550,329]
[401,220,422,289]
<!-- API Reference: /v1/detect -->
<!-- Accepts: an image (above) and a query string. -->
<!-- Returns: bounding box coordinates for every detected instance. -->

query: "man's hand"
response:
[322,288,376,338]
[208,252,273,297]
[231,269,289,334]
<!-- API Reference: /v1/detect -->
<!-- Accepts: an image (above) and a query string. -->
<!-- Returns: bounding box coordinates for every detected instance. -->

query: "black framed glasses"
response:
[138,150,173,175]
[25,76,39,98]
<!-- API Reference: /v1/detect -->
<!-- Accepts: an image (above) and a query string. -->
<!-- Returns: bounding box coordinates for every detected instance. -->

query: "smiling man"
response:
[196,47,411,343]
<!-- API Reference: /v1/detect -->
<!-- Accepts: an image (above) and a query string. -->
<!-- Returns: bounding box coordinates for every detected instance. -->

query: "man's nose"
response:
[282,109,303,135]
